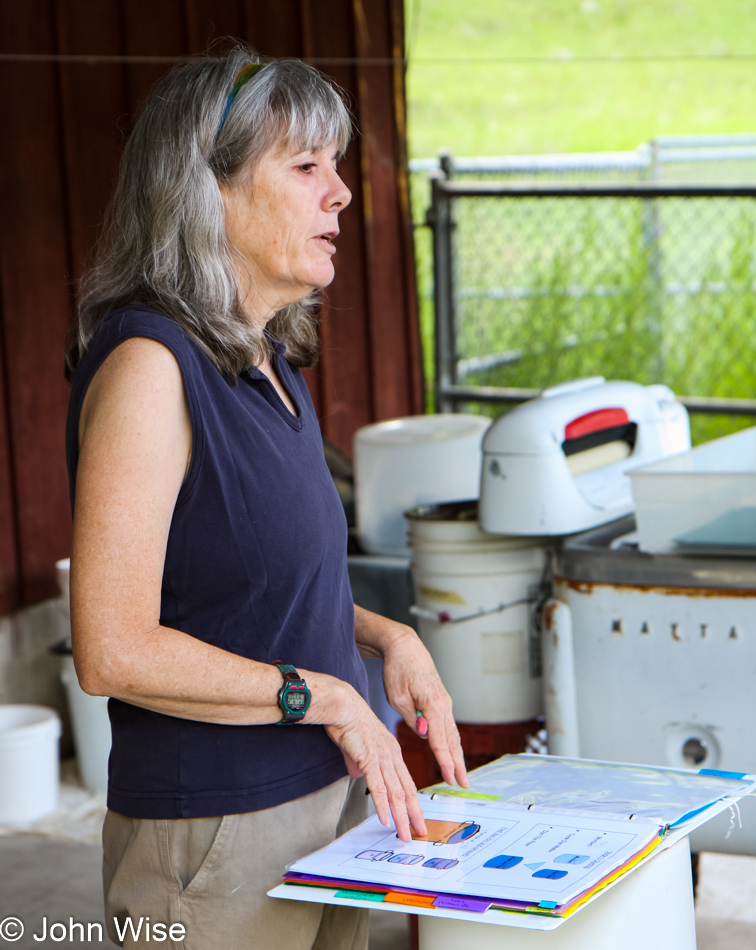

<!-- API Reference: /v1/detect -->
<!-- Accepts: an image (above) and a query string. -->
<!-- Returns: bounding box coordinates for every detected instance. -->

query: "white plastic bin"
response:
[0,705,61,824]
[354,414,491,557]
[630,426,756,554]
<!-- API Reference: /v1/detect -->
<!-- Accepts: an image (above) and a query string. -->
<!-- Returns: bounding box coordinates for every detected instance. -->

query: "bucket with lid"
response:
[406,500,547,724]
[0,705,61,824]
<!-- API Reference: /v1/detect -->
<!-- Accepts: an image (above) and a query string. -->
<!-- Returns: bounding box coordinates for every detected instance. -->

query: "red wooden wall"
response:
[0,0,422,610]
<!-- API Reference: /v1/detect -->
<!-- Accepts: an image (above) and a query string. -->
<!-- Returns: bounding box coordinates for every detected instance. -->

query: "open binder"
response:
[269,755,756,931]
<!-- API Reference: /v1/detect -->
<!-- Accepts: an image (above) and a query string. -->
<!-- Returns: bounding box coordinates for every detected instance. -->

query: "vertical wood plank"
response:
[0,0,77,604]
[120,0,188,113]
[354,0,423,421]
[241,0,304,57]
[185,0,245,52]
[305,0,374,455]
[54,0,130,282]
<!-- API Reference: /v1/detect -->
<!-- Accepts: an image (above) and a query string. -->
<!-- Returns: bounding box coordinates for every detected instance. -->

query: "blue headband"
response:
[215,63,264,141]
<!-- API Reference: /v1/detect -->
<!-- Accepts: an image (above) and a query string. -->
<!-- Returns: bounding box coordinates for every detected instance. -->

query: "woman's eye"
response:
[299,163,315,173]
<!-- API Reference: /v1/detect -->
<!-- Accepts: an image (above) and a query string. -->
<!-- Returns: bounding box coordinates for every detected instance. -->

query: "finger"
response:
[365,764,392,827]
[385,770,412,842]
[426,716,464,787]
[404,785,427,838]
[391,694,422,732]
[445,716,469,788]
[390,750,427,838]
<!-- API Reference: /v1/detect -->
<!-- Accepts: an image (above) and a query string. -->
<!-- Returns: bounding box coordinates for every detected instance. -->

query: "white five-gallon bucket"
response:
[55,557,111,795]
[59,656,110,794]
[406,501,547,724]
[0,705,61,824]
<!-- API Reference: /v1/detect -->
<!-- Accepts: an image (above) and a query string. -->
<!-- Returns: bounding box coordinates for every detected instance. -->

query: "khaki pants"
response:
[103,776,368,950]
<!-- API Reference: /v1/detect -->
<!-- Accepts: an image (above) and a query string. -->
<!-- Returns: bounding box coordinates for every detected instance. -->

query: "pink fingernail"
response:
[417,716,428,736]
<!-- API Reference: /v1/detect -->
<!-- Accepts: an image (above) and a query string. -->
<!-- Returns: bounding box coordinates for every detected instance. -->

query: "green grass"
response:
[406,0,756,158]
[406,1,756,436]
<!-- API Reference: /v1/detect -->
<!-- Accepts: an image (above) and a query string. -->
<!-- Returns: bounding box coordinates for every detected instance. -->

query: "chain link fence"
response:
[414,138,756,443]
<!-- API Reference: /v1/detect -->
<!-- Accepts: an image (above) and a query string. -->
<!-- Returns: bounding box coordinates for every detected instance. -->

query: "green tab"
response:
[334,889,386,902]
[427,788,501,802]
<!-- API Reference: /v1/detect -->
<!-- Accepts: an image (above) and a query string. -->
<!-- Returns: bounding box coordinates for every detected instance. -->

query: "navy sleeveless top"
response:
[66,306,368,819]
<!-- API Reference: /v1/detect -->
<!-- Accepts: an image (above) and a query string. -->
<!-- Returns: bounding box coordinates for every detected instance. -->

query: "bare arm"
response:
[354,605,469,789]
[71,337,426,838]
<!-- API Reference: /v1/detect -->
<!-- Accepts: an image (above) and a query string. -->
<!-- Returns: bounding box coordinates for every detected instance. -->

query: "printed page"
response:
[289,795,661,907]
[423,755,756,825]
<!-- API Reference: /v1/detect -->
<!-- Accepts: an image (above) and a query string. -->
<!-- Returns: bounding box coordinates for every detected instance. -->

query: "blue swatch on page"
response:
[554,853,589,865]
[483,854,523,870]
[533,868,568,880]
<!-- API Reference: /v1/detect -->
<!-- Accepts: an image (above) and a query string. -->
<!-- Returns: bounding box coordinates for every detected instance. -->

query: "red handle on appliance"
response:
[565,407,630,440]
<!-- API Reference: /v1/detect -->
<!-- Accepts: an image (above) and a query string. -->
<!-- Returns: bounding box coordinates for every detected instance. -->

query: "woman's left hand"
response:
[354,607,468,789]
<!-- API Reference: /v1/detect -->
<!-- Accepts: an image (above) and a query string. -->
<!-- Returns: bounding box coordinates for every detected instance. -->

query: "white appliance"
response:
[479,377,690,536]
[474,379,756,856]
[552,517,756,856]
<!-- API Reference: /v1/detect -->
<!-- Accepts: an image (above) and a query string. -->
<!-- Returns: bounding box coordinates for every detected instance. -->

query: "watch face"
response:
[286,689,308,711]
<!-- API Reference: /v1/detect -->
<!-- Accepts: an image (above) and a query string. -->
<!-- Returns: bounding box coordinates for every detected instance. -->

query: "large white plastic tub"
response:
[0,705,61,824]
[630,426,756,554]
[354,414,491,557]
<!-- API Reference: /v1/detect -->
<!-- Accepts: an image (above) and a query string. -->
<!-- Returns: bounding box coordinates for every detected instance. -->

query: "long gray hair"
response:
[65,48,352,382]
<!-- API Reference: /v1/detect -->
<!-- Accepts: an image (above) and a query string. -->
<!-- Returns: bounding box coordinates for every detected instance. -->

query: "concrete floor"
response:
[1,767,755,950]
[2,837,756,949]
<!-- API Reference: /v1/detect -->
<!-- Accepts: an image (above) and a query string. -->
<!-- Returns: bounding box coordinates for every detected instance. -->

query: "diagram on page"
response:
[291,798,661,905]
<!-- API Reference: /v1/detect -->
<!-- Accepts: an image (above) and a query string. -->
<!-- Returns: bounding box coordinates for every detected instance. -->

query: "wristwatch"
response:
[272,662,311,724]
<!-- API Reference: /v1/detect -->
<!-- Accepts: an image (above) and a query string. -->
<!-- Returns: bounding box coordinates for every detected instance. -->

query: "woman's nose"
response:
[326,169,352,211]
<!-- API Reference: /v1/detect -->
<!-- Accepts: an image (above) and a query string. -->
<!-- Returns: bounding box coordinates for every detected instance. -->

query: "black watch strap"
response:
[273,662,311,724]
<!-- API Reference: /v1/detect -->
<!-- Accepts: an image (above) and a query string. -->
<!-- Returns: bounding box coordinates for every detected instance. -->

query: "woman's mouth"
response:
[315,232,338,252]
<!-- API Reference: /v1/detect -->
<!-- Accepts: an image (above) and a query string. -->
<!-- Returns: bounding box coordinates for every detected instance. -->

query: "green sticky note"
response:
[335,889,386,902]
[429,788,501,802]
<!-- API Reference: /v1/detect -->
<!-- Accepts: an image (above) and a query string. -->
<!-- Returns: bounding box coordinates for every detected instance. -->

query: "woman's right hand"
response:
[314,679,427,842]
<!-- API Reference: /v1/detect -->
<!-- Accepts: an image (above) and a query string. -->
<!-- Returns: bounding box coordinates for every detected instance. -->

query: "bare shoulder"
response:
[79,336,189,448]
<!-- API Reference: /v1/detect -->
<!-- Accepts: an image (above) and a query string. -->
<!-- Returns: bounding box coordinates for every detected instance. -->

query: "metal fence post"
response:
[428,171,456,412]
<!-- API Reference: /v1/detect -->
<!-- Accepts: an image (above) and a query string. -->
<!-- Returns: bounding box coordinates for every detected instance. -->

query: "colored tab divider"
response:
[429,788,501,802]
[699,768,749,781]
[433,895,492,913]
[334,889,387,902]
[384,891,437,908]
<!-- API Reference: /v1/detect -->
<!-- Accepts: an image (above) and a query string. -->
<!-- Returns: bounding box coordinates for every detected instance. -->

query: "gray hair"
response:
[65,48,353,382]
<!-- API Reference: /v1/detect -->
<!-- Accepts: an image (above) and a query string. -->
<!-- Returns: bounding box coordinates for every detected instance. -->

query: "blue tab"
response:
[699,768,749,781]
[539,901,558,909]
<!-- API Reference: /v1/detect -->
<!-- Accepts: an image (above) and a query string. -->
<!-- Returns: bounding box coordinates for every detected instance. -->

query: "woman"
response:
[65,48,468,949]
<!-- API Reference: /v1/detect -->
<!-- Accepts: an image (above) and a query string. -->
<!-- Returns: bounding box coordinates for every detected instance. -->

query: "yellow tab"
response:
[384,892,437,908]
[419,584,465,605]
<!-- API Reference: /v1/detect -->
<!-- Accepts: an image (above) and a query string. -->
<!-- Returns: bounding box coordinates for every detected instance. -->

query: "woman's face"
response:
[221,140,352,323]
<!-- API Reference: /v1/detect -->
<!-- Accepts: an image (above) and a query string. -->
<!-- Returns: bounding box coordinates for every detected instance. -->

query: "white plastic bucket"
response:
[60,656,110,794]
[54,557,111,794]
[55,557,71,616]
[407,501,547,724]
[0,705,61,824]
[354,414,491,557]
